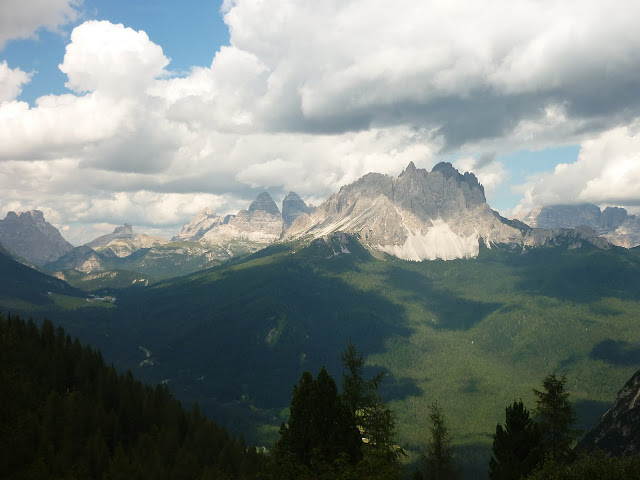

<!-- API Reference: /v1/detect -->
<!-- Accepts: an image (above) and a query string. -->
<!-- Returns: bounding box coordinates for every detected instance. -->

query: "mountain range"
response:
[1,162,630,286]
[515,203,640,248]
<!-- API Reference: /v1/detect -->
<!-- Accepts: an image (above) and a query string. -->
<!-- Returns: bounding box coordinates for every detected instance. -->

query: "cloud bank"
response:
[1,1,640,243]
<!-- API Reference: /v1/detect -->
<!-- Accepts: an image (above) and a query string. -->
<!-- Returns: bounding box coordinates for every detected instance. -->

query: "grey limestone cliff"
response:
[285,162,524,260]
[282,192,312,228]
[85,224,167,258]
[0,210,74,265]
[285,162,611,261]
[175,192,285,253]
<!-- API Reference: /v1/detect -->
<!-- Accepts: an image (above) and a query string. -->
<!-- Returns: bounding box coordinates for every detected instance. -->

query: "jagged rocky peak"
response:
[86,223,135,248]
[173,208,223,242]
[114,224,133,236]
[285,161,522,261]
[248,192,281,216]
[285,161,611,261]
[602,206,628,230]
[429,162,484,195]
[83,223,168,260]
[0,209,74,265]
[282,192,312,228]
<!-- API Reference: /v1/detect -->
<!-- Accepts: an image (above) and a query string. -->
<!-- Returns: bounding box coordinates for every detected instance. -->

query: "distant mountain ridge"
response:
[174,191,313,250]
[515,204,640,248]
[3,164,631,281]
[85,223,168,258]
[44,191,314,283]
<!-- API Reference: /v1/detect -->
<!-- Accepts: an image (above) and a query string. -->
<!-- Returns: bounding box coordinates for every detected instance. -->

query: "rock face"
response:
[86,224,167,258]
[46,246,105,274]
[516,204,640,248]
[173,208,223,242]
[282,192,313,228]
[285,162,611,261]
[285,162,530,261]
[176,192,285,256]
[0,210,74,265]
[579,370,640,456]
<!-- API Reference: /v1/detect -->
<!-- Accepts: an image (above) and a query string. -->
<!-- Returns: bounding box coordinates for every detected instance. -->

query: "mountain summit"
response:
[284,162,610,261]
[0,210,73,265]
[285,162,525,260]
[282,192,313,228]
[85,224,167,258]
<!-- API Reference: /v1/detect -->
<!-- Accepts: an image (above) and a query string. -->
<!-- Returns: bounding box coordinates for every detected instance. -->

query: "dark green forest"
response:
[0,314,265,479]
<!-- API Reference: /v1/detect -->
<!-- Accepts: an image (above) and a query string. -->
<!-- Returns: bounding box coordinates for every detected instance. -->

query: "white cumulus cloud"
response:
[516,121,640,211]
[2,0,640,243]
[0,61,31,102]
[59,21,170,96]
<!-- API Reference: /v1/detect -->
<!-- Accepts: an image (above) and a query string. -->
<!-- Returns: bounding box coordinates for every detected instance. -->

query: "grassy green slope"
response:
[0,246,90,311]
[8,238,640,477]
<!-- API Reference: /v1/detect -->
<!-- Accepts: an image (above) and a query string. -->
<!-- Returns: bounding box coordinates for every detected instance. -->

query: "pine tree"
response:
[533,373,579,462]
[341,341,384,415]
[423,401,456,480]
[274,367,362,476]
[341,341,402,465]
[489,400,541,480]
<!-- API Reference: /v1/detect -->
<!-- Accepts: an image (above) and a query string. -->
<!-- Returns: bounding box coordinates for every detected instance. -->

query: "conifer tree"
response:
[341,341,403,466]
[423,401,456,480]
[274,366,362,475]
[489,400,541,480]
[533,373,579,462]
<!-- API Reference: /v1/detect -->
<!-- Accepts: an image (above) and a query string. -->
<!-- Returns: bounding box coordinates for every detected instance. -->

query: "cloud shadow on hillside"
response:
[383,266,501,330]
[112,253,421,408]
[574,399,613,433]
[590,339,640,366]
[500,248,640,304]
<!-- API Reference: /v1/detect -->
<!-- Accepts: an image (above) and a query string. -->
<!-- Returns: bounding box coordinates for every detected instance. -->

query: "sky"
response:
[1,0,640,245]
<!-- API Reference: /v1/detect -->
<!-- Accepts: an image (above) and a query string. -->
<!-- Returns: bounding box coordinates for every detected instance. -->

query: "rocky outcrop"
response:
[173,208,223,242]
[515,204,640,248]
[86,224,167,258]
[201,193,284,245]
[45,246,105,274]
[176,192,285,256]
[602,216,640,248]
[0,210,74,265]
[579,370,640,456]
[282,192,312,228]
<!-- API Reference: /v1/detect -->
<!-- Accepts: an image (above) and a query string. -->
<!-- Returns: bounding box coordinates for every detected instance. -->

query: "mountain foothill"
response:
[3,162,640,478]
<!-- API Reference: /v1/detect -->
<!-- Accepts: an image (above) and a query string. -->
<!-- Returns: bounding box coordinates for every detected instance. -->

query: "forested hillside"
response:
[0,314,265,479]
[3,237,640,477]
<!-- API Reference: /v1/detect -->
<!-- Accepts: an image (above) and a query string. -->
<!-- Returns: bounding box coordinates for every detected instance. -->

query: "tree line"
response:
[3,313,640,479]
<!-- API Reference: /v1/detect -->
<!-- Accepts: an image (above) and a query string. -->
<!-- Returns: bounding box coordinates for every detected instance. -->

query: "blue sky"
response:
[3,0,229,104]
[0,0,639,244]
